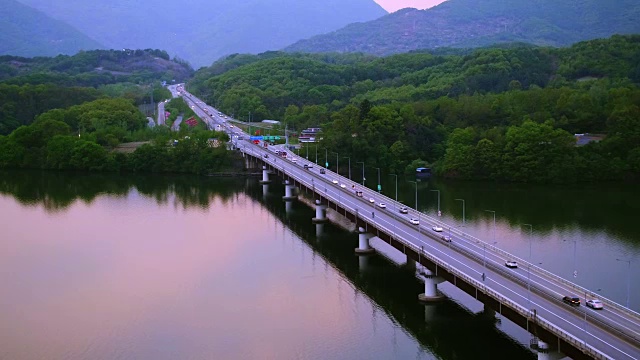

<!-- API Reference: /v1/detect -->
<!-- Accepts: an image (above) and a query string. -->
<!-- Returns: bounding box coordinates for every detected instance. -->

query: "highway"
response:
[177,85,640,360]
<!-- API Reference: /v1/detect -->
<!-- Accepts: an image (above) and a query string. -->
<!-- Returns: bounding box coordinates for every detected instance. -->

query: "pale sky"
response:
[374,0,447,13]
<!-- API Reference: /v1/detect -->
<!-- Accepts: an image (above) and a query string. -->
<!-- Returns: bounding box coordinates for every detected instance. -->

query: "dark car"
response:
[562,295,581,306]
[320,169,326,174]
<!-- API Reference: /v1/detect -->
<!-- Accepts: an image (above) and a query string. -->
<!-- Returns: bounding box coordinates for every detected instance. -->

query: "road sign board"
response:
[250,136,263,140]
[377,184,381,191]
[325,162,329,167]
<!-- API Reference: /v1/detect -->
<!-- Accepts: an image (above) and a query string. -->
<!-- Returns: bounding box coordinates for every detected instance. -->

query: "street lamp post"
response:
[331,152,339,175]
[455,198,465,226]
[325,148,328,168]
[343,157,351,180]
[430,190,440,217]
[357,162,365,186]
[315,143,318,164]
[616,258,632,308]
[408,181,419,234]
[483,210,496,279]
[389,174,398,201]
[523,224,533,311]
[376,167,381,193]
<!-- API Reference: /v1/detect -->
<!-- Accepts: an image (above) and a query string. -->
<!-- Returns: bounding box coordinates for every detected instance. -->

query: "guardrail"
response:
[286,150,640,322]
[250,148,628,357]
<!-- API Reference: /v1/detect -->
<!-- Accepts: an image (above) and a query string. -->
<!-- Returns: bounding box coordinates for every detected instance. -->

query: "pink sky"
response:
[375,0,447,13]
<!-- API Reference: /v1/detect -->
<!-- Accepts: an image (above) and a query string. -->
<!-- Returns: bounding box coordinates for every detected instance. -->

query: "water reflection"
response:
[0,170,243,212]
[247,178,534,359]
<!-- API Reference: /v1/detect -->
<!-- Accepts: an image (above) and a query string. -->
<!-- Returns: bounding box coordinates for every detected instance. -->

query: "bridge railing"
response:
[288,150,640,321]
[248,123,640,324]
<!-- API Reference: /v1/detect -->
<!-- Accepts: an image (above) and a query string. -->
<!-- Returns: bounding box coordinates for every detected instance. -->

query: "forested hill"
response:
[1,0,103,57]
[0,49,194,87]
[284,0,640,55]
[0,49,193,135]
[17,0,387,67]
[189,35,640,183]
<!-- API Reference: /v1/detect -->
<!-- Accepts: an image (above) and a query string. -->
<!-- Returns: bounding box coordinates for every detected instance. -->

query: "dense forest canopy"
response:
[0,49,192,135]
[188,35,640,183]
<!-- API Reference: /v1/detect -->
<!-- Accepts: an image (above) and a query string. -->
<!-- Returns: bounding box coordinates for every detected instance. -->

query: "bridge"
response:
[181,87,640,360]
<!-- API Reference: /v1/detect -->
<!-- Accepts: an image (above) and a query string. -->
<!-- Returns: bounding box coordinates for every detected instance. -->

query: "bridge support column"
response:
[259,166,271,184]
[418,269,445,302]
[282,180,297,201]
[262,184,269,199]
[535,340,563,360]
[312,200,328,223]
[355,227,375,255]
[315,223,324,238]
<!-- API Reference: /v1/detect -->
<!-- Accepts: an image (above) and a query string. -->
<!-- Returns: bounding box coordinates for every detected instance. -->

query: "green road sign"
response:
[325,162,329,167]
[377,184,381,191]
[275,136,281,140]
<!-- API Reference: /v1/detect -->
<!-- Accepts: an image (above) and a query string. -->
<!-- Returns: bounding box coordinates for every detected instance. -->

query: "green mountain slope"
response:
[16,0,387,67]
[0,0,103,57]
[0,49,194,86]
[284,0,640,55]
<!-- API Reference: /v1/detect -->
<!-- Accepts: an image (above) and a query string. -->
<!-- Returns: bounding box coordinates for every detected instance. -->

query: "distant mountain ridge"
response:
[284,0,640,55]
[16,0,387,67]
[0,0,103,57]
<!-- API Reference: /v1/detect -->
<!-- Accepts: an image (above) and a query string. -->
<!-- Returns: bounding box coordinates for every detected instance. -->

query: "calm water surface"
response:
[1,170,638,359]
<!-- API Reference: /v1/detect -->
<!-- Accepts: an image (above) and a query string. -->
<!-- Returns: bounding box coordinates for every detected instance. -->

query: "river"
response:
[0,170,637,359]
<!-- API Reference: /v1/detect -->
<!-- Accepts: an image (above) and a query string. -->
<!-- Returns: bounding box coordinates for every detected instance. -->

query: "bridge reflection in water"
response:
[248,175,534,360]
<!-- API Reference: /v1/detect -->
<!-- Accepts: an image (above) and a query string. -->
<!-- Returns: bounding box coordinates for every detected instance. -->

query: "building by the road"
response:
[299,127,322,143]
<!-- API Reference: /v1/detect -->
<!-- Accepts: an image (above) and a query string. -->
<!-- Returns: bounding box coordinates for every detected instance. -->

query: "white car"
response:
[332,179,339,184]
[441,235,452,242]
[306,163,313,168]
[409,218,420,225]
[399,207,408,214]
[586,299,604,310]
[291,158,297,163]
[432,226,443,232]
[505,260,518,268]
[340,184,346,189]
[369,198,375,203]
[377,203,386,209]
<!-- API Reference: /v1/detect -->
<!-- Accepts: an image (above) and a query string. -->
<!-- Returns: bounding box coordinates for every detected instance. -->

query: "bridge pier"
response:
[282,180,297,201]
[417,269,445,302]
[312,200,328,223]
[534,340,564,360]
[259,166,271,184]
[262,184,269,200]
[315,223,324,238]
[355,227,375,255]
